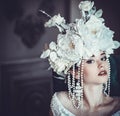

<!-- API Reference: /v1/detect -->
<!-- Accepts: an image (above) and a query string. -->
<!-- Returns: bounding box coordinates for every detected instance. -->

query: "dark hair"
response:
[109,55,120,96]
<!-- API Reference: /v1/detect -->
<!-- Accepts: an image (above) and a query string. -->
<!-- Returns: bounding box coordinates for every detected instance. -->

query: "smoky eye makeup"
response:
[86,59,95,64]
[85,52,107,64]
[101,55,107,61]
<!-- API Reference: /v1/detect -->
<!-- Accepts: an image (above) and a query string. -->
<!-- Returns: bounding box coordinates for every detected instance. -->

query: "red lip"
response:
[98,70,107,76]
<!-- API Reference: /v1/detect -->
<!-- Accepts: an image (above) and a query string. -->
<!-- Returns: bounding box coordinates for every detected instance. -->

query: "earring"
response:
[103,82,108,96]
[80,59,84,108]
[103,58,111,96]
[67,60,84,109]
[107,58,111,96]
[67,71,72,98]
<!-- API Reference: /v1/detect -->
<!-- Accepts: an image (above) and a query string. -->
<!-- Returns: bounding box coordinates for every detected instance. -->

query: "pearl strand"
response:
[67,71,72,98]
[68,61,85,109]
[107,58,111,96]
[72,65,75,89]
[80,59,84,108]
[75,65,81,109]
[72,60,84,109]
[71,64,77,108]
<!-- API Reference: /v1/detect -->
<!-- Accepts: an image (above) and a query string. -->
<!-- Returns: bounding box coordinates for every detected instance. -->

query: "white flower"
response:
[113,41,120,49]
[74,38,84,57]
[49,41,57,51]
[86,15,103,35]
[78,1,94,11]
[40,0,120,75]
[95,9,103,18]
[53,59,68,73]
[40,49,50,58]
[49,51,58,62]
[45,14,65,27]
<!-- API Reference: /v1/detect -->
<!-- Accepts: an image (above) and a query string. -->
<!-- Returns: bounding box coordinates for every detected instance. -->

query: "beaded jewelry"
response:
[40,1,120,75]
[40,0,120,109]
[107,58,111,96]
[67,59,84,109]
[103,58,111,96]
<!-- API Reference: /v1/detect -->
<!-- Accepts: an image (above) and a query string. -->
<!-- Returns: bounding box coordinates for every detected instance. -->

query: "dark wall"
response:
[0,0,119,62]
[0,0,69,62]
[0,0,119,115]
[0,0,70,116]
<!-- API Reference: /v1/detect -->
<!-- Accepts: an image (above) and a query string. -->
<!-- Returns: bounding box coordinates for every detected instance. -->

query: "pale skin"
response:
[50,52,120,116]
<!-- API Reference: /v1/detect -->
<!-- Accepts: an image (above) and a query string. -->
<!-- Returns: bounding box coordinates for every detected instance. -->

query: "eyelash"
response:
[86,56,107,64]
[86,59,95,64]
[101,56,107,61]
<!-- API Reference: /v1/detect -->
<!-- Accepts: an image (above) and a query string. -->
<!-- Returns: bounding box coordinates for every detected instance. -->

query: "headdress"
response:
[40,1,120,75]
[40,1,120,109]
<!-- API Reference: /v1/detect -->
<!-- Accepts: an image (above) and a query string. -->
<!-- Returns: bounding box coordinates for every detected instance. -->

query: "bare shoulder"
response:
[56,91,71,107]
[56,91,69,101]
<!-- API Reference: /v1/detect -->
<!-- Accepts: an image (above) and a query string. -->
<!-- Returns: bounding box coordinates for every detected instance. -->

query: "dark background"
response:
[0,0,120,116]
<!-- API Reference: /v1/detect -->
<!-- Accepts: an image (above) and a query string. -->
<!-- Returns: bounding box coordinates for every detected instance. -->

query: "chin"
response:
[98,75,108,83]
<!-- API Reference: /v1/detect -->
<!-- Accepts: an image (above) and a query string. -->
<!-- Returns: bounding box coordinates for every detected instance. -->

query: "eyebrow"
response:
[91,52,105,57]
[101,52,105,55]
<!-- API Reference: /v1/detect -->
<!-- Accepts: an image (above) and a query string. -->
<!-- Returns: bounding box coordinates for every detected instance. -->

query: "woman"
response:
[50,52,120,116]
[40,1,120,115]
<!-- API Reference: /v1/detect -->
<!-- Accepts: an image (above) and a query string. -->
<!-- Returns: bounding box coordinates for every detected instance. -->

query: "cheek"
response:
[83,65,98,79]
[105,62,109,74]
[105,61,109,68]
[84,68,92,78]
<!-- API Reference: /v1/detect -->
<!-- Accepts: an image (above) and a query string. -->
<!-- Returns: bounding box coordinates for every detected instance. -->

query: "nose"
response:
[97,61,104,69]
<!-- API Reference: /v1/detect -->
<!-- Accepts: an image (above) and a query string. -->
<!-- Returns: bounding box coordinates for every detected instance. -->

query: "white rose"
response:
[86,15,103,34]
[74,38,84,57]
[78,1,94,11]
[57,34,71,50]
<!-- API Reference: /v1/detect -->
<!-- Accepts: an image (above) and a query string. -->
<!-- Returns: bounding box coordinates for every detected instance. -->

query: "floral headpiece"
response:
[40,1,120,75]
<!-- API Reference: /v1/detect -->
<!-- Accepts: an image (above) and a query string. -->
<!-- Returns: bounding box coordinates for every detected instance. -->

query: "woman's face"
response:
[83,52,109,85]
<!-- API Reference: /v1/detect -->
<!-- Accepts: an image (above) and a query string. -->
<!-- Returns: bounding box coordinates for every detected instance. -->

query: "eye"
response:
[101,56,107,61]
[86,59,95,64]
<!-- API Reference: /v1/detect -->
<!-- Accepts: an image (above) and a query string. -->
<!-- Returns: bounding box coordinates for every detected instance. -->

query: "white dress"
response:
[50,93,120,116]
[51,93,74,116]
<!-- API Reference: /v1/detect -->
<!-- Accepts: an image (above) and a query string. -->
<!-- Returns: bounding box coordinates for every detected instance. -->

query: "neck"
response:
[83,84,105,111]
